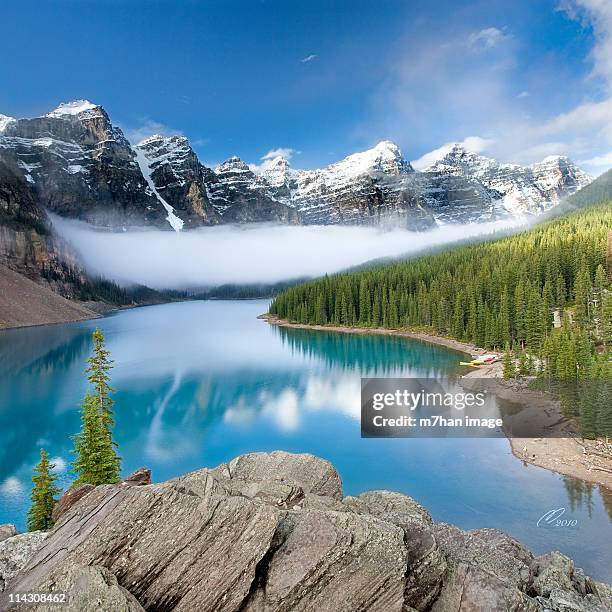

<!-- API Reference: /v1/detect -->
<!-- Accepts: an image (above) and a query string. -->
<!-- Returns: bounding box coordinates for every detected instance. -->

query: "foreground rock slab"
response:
[1,451,611,611]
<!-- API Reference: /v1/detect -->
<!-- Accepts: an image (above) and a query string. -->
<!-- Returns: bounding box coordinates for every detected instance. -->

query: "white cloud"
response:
[528,2,612,163]
[262,388,300,431]
[300,54,318,63]
[558,0,612,85]
[261,147,298,161]
[249,147,299,173]
[411,136,495,170]
[53,215,527,289]
[542,98,612,136]
[580,150,612,166]
[365,3,612,168]
[124,119,184,145]
[468,27,510,50]
[192,137,210,147]
[50,456,67,473]
[0,476,24,496]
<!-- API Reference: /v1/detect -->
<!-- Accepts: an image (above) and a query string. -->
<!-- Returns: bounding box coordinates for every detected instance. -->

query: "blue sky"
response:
[2,0,611,174]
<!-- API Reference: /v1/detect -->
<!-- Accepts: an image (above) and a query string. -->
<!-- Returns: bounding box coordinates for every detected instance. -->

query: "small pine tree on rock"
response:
[27,449,60,532]
[87,328,115,430]
[72,329,121,485]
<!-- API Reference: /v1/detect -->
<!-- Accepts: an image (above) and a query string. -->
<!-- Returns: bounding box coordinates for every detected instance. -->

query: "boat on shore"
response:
[460,353,500,367]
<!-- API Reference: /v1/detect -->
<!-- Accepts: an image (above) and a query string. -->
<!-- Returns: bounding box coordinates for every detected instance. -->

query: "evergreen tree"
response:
[27,449,60,532]
[359,279,370,324]
[580,382,598,440]
[603,291,612,349]
[555,273,566,308]
[573,261,592,327]
[88,329,115,429]
[518,352,530,376]
[593,264,607,322]
[72,330,121,485]
[315,293,327,324]
[451,294,464,339]
[503,345,516,379]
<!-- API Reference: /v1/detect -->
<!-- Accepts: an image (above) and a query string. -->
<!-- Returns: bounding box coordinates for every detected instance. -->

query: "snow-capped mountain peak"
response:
[260,155,298,188]
[330,140,413,178]
[136,134,191,158]
[137,134,166,146]
[424,144,499,175]
[0,114,15,133]
[423,144,591,215]
[45,100,101,118]
[265,155,290,169]
[215,156,252,175]
[539,154,566,164]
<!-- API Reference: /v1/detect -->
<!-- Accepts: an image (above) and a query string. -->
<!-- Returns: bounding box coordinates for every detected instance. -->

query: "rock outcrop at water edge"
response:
[1,451,611,611]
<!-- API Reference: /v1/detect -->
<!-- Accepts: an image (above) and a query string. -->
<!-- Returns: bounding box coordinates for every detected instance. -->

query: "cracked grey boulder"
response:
[224,450,343,500]
[532,552,612,612]
[346,491,446,610]
[431,525,538,611]
[247,509,407,611]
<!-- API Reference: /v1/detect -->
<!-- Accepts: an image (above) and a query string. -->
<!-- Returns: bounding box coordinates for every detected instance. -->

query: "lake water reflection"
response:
[0,300,610,580]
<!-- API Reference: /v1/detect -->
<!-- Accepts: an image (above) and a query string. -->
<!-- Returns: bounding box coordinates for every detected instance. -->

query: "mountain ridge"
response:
[0,100,593,231]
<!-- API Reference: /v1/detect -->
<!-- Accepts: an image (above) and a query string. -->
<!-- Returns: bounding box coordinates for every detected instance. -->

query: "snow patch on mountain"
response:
[259,156,298,187]
[133,145,184,231]
[137,134,192,187]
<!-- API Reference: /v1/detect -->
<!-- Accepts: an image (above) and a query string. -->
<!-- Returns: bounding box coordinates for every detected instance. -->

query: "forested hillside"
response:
[270,202,610,350]
[271,203,612,377]
[552,168,612,214]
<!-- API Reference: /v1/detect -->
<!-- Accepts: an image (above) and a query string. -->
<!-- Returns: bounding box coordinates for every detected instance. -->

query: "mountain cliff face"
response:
[0,162,86,298]
[0,101,593,231]
[0,102,172,229]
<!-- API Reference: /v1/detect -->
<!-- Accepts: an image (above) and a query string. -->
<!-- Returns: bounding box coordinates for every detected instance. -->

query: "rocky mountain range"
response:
[0,100,592,232]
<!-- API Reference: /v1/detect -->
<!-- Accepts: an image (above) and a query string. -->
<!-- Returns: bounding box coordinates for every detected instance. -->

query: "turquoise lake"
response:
[0,299,610,581]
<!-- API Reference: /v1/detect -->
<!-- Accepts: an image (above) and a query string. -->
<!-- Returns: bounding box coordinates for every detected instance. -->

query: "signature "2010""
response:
[537,507,578,528]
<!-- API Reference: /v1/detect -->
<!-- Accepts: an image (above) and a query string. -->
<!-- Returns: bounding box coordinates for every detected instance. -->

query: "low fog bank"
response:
[51,216,529,290]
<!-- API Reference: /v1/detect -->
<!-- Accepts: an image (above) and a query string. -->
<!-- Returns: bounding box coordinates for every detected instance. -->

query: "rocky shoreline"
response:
[1,452,611,611]
[260,314,612,491]
[259,313,485,357]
